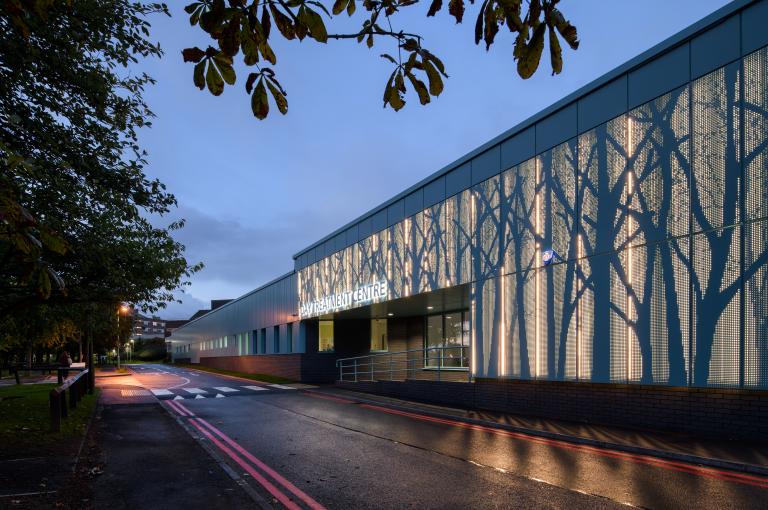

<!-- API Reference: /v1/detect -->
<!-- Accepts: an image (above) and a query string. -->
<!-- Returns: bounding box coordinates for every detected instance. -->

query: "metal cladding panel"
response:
[691,15,740,79]
[423,176,445,208]
[742,0,768,54]
[471,145,502,185]
[578,76,628,133]
[334,232,345,252]
[404,188,424,217]
[500,126,535,170]
[345,224,359,245]
[358,216,372,238]
[371,209,388,233]
[536,104,577,153]
[629,43,690,108]
[445,162,471,197]
[387,199,405,226]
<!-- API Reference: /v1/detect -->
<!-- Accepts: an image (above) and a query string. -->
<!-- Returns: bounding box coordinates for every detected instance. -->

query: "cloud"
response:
[151,204,337,320]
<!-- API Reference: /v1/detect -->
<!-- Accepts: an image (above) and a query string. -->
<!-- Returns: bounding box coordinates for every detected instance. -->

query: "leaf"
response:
[214,55,236,85]
[516,22,545,79]
[448,0,464,23]
[551,8,579,50]
[206,61,225,95]
[219,17,241,56]
[483,0,499,50]
[182,47,206,63]
[245,72,259,94]
[427,0,442,17]
[251,79,269,119]
[406,72,430,105]
[193,61,206,89]
[548,25,562,75]
[422,60,443,96]
[269,4,296,40]
[261,6,271,39]
[423,50,447,76]
[300,7,328,43]
[259,41,277,65]
[265,80,288,114]
[380,53,398,65]
[367,33,374,48]
[332,0,347,15]
[346,0,356,16]
[474,0,486,45]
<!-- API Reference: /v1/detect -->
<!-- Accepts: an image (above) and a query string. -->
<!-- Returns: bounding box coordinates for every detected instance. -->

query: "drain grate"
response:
[121,389,151,397]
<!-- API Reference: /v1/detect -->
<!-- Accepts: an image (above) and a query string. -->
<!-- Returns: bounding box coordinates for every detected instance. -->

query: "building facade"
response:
[169,0,768,438]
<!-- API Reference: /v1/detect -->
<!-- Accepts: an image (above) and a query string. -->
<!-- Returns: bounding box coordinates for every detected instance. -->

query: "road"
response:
[126,364,768,510]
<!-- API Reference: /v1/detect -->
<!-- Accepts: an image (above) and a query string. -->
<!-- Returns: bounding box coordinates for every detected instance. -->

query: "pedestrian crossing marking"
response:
[173,395,184,400]
[150,388,174,396]
[213,387,239,393]
[243,385,268,391]
[184,387,207,394]
[268,384,296,390]
[215,393,225,398]
[194,394,206,399]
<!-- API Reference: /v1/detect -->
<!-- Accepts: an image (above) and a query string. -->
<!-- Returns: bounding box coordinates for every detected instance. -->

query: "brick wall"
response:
[200,354,302,381]
[336,378,768,441]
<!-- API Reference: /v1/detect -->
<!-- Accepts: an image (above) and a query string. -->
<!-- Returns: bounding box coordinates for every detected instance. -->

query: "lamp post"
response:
[117,304,130,369]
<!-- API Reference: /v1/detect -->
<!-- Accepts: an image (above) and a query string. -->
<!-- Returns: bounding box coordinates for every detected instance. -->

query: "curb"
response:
[321,388,768,478]
[172,365,291,387]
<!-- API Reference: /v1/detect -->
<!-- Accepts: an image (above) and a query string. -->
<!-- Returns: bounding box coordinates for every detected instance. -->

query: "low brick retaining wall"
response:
[336,378,768,441]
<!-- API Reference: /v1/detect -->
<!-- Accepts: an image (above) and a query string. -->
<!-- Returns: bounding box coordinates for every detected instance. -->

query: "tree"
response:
[182,0,579,118]
[0,1,201,322]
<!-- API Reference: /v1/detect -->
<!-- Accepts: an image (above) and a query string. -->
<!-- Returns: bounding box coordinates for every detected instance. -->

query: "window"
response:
[273,325,280,353]
[286,323,293,353]
[260,328,267,353]
[370,319,388,352]
[425,311,470,368]
[319,320,334,352]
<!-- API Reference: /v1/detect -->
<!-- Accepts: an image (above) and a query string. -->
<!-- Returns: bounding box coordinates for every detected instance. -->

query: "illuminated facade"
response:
[172,0,768,392]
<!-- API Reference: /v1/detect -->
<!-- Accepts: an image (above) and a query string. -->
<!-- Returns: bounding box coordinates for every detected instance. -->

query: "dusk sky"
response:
[139,0,731,320]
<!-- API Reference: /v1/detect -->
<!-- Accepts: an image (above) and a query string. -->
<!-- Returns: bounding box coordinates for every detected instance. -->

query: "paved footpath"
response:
[94,364,768,509]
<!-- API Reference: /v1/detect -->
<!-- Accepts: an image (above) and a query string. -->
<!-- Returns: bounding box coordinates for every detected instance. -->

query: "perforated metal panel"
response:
[745,48,768,222]
[692,62,741,234]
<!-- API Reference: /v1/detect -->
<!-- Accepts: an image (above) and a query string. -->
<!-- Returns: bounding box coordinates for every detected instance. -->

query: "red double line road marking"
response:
[166,399,191,417]
[165,401,320,508]
[188,419,304,510]
[195,418,326,510]
[358,404,768,489]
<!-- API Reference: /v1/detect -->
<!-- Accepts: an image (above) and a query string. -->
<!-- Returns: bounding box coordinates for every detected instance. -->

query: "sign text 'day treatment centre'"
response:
[300,281,388,318]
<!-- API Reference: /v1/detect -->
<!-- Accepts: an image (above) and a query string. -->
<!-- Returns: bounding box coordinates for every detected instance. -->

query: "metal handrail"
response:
[336,345,471,383]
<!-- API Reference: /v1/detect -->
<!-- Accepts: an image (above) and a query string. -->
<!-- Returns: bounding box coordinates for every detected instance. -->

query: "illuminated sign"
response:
[299,280,388,318]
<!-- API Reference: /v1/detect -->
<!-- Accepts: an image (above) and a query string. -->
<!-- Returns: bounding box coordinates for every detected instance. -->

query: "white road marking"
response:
[194,394,206,399]
[243,385,268,391]
[268,384,296,390]
[213,387,239,393]
[168,377,191,390]
[184,387,207,394]
[215,393,225,398]
[173,396,185,400]
[150,389,174,396]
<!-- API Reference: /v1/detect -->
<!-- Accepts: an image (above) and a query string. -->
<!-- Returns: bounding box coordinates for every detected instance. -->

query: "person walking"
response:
[58,350,72,379]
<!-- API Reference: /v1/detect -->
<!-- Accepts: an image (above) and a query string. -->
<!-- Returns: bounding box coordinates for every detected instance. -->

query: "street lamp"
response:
[130,339,134,361]
[116,304,130,369]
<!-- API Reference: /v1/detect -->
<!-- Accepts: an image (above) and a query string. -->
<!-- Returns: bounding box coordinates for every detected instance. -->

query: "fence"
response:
[336,346,471,383]
[49,368,91,432]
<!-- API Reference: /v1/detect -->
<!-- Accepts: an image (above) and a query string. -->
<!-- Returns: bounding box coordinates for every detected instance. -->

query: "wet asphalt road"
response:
[127,364,768,510]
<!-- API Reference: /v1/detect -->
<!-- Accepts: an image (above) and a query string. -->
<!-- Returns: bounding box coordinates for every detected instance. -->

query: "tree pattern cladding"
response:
[299,47,768,389]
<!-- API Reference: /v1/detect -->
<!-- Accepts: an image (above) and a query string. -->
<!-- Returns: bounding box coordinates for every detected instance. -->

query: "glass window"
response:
[286,323,293,353]
[370,319,388,352]
[425,311,469,368]
[274,325,280,353]
[260,328,266,354]
[319,320,334,352]
[426,314,443,367]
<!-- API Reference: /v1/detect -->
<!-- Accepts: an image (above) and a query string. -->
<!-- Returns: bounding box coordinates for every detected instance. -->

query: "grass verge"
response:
[0,383,99,449]
[173,363,295,384]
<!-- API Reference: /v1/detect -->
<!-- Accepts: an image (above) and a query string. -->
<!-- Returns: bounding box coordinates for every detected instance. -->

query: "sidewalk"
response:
[322,386,768,476]
[88,370,256,509]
